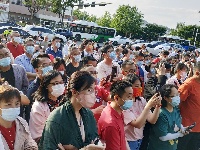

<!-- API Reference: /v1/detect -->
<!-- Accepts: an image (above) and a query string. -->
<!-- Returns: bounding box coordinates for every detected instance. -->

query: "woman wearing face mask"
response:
[53,57,67,83]
[96,45,122,81]
[166,63,188,87]
[39,71,105,150]
[148,84,189,150]
[123,74,162,150]
[66,46,82,78]
[0,83,38,150]
[81,65,110,122]
[29,70,65,144]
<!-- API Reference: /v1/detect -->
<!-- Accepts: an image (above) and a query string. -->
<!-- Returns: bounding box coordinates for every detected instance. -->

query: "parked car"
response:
[54,28,73,39]
[109,35,132,46]
[23,25,67,42]
[0,26,30,38]
[173,44,184,51]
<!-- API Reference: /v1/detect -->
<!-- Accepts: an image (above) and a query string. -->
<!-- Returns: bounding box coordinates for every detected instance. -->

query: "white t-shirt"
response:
[96,61,121,80]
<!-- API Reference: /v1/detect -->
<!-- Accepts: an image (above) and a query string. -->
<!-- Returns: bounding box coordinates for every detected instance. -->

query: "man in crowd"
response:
[14,38,36,82]
[26,54,53,122]
[177,62,200,150]
[41,36,49,50]
[81,39,94,58]
[98,80,133,150]
[7,31,24,58]
[46,37,62,58]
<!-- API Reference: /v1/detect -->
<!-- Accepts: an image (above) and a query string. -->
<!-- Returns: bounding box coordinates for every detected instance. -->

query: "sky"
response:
[79,0,200,29]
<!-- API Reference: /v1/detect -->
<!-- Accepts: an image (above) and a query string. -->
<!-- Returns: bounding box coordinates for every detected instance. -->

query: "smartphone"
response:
[186,122,196,131]
[110,66,118,82]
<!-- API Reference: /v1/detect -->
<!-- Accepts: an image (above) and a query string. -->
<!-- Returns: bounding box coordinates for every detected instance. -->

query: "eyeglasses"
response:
[39,63,52,68]
[124,69,136,73]
[49,81,64,85]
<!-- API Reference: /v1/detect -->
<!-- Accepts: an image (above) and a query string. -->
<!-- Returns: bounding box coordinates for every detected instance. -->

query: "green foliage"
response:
[170,23,200,46]
[110,5,143,37]
[96,11,112,27]
[73,9,90,20]
[142,23,167,41]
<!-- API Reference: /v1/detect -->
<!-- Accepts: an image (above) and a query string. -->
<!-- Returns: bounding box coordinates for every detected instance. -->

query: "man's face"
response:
[88,60,97,67]
[12,32,20,42]
[36,57,52,77]
[52,39,60,46]
[115,87,133,107]
[122,64,136,76]
[85,42,93,52]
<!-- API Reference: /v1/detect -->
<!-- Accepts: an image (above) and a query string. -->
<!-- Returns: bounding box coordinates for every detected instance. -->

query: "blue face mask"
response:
[26,46,35,55]
[109,51,116,60]
[150,68,156,74]
[121,99,133,110]
[137,61,144,67]
[170,96,180,107]
[0,57,11,67]
[42,66,53,76]
[129,54,134,60]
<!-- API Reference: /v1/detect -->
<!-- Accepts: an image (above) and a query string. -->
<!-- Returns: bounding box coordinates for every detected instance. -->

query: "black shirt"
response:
[66,62,82,77]
[0,65,15,87]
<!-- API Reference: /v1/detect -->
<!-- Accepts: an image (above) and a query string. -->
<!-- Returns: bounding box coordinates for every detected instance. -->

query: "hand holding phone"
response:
[185,122,196,132]
[110,66,117,82]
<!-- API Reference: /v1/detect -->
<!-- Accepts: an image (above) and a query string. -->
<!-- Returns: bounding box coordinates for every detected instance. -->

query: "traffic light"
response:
[91,2,95,7]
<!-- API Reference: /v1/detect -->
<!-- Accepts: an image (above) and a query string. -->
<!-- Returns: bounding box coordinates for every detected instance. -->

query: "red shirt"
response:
[98,103,126,150]
[91,85,109,122]
[7,42,24,58]
[179,77,200,132]
[0,122,16,150]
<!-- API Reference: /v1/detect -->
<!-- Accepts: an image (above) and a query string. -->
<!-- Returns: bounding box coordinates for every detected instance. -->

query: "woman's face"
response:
[57,64,66,72]
[165,87,179,103]
[47,75,63,93]
[132,79,141,88]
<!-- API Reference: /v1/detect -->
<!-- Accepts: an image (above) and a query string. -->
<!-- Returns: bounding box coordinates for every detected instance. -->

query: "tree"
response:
[142,23,167,41]
[87,15,98,22]
[96,11,112,27]
[50,0,79,23]
[24,0,47,23]
[111,5,143,37]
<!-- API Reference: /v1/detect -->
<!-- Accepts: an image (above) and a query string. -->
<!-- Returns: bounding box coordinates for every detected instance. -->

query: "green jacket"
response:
[38,101,98,150]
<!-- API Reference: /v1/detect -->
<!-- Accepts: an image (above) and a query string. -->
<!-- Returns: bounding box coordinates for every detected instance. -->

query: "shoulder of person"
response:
[16,117,30,133]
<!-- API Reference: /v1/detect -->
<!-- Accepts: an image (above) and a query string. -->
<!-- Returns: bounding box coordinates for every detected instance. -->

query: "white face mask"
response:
[59,71,65,75]
[51,84,65,97]
[165,73,171,79]
[0,107,20,121]
[73,55,82,63]
[180,71,187,80]
[13,37,21,43]
[78,92,96,108]
[55,42,61,48]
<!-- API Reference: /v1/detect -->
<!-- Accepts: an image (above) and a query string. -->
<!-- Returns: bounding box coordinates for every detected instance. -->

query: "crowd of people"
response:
[0,30,200,150]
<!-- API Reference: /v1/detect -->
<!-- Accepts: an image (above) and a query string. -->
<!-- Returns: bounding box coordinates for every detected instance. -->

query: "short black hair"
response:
[83,39,92,46]
[162,50,170,56]
[82,56,97,66]
[101,45,113,53]
[121,60,134,69]
[31,54,50,69]
[110,80,132,99]
[53,57,66,70]
[160,84,177,107]
[0,84,21,103]
[52,36,60,41]
[122,48,129,55]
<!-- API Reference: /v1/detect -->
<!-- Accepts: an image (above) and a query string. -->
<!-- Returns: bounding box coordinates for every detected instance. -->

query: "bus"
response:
[63,20,116,42]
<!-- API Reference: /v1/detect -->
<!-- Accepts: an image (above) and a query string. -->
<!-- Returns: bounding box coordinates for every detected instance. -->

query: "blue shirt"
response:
[46,47,63,58]
[14,54,35,73]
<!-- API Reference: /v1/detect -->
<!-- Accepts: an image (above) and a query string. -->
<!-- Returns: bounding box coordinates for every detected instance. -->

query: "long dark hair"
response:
[160,84,177,108]
[67,71,95,98]
[33,70,63,102]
